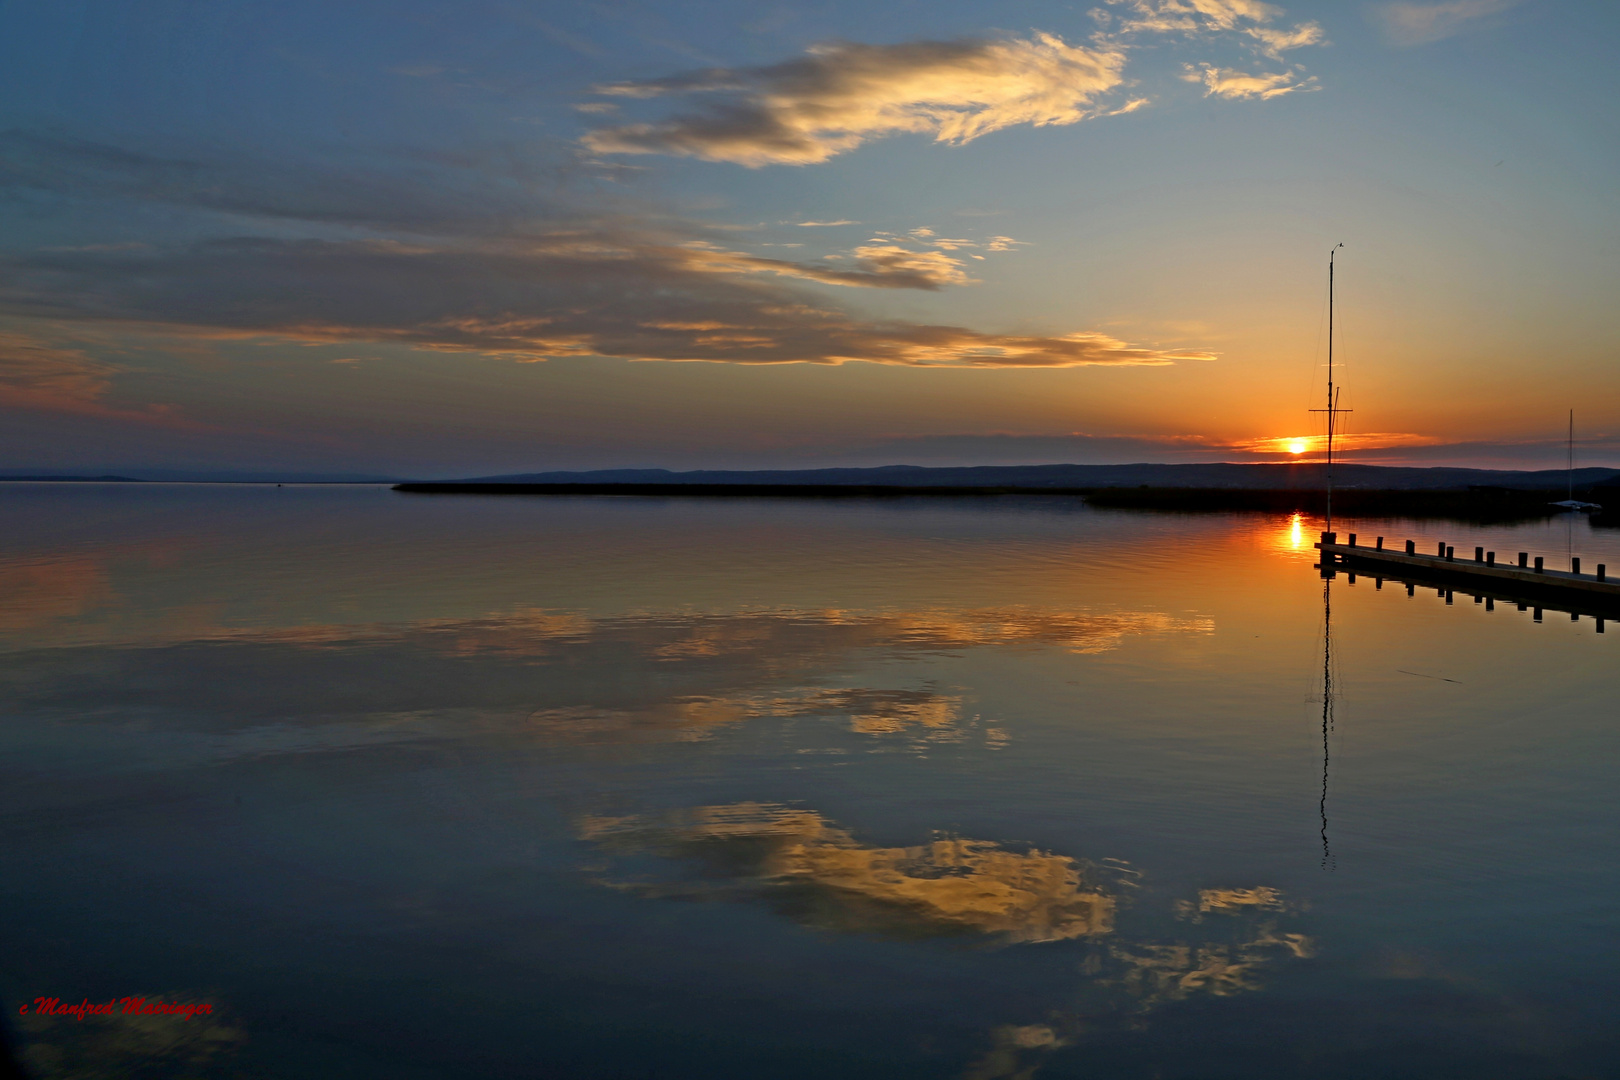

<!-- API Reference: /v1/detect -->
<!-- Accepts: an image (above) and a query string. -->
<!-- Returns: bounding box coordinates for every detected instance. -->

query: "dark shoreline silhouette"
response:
[394,481,1617,525]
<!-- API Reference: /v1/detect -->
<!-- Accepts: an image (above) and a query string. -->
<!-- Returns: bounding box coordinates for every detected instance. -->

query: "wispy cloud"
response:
[0,130,567,236]
[0,330,192,425]
[0,238,1213,369]
[1183,63,1319,99]
[1371,0,1522,46]
[582,34,1128,166]
[794,219,858,227]
[1102,0,1326,57]
[1244,21,1326,59]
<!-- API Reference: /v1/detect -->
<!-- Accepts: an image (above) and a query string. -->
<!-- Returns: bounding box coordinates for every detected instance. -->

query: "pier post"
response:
[1519,552,1528,568]
[1486,597,1494,612]
[1445,591,1454,604]
[1406,583,1415,596]
[1600,564,1607,582]
[1349,533,1357,547]
[1535,557,1543,572]
[1572,557,1580,575]
[1376,536,1384,550]
[1446,546,1454,561]
[1600,619,1606,634]
[1475,546,1484,562]
[1487,552,1495,566]
[1534,607,1543,622]
[1437,541,1446,557]
[1406,540,1415,554]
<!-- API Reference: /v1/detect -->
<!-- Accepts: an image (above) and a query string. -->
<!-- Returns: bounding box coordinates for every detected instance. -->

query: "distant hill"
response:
[454,463,1620,492]
[0,474,144,482]
[0,470,403,483]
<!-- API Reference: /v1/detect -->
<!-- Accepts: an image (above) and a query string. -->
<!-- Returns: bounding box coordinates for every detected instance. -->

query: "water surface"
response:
[3,484,1617,1078]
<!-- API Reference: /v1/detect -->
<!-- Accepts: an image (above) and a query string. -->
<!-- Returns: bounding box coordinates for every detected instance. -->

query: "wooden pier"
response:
[1315,530,1620,620]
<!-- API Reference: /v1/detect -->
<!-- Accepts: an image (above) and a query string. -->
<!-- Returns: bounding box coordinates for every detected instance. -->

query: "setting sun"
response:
[1287,439,1308,455]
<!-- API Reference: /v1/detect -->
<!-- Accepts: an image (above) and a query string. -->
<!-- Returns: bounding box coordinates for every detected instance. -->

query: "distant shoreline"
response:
[392,482,1614,525]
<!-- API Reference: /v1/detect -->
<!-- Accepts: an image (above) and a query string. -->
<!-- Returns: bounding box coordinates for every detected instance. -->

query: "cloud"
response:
[1245,21,1327,58]
[0,129,563,235]
[846,244,974,286]
[1104,0,1326,59]
[794,219,858,227]
[1108,0,1285,34]
[581,34,1127,166]
[1183,63,1319,99]
[1371,0,1521,46]
[0,332,117,406]
[0,330,198,425]
[0,236,1213,369]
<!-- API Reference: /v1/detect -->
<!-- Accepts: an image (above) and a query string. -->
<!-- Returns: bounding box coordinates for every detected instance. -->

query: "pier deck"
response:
[1315,533,1620,610]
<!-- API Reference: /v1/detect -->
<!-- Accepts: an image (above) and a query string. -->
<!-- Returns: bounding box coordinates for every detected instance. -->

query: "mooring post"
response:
[1349,533,1357,547]
[1376,536,1384,550]
[1446,546,1455,562]
[1572,557,1581,575]
[1600,564,1608,582]
[1406,540,1415,554]
[1571,612,1579,622]
[1407,583,1415,596]
[1599,619,1607,634]
[1487,552,1495,565]
[1535,556,1544,572]
[1445,590,1454,604]
[1486,597,1494,612]
[1534,607,1543,622]
[1519,552,1528,568]
[1437,541,1446,557]
[1475,546,1484,562]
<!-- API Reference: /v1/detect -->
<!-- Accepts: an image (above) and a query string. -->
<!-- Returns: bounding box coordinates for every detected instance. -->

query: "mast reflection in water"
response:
[1318,573,1336,871]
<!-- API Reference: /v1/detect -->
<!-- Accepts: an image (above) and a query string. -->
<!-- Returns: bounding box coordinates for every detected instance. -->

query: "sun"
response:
[1286,439,1308,455]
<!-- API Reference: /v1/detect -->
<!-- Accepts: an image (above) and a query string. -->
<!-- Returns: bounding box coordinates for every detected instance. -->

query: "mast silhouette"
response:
[1311,245,1351,533]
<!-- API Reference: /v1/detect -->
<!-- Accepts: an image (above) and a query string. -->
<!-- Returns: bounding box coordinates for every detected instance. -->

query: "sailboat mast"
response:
[1311,245,1347,537]
[1569,409,1575,502]
[1327,249,1335,531]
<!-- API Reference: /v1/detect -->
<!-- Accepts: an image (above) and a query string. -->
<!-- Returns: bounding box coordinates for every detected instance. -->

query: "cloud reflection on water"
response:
[581,801,1314,1078]
[581,803,1117,944]
[2,602,1211,761]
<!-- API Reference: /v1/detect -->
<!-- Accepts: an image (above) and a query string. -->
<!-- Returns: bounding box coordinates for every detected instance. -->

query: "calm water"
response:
[3,484,1618,1079]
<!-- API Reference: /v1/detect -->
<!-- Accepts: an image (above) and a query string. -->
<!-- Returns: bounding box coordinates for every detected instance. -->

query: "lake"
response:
[3,483,1618,1079]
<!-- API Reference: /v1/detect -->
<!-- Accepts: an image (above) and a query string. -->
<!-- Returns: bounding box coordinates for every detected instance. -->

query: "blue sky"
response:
[1,0,1615,475]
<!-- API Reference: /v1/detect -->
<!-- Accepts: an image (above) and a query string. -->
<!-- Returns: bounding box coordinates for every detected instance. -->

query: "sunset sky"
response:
[2,0,1615,476]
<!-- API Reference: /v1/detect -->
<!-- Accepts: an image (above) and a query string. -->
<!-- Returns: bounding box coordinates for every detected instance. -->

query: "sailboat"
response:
[1550,409,1602,512]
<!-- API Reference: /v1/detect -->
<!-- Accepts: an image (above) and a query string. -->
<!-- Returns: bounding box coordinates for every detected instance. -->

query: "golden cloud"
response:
[2,235,1216,369]
[583,34,1127,166]
[1183,63,1319,99]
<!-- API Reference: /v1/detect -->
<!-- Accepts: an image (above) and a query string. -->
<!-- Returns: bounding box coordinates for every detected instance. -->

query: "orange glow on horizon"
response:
[1286,439,1307,455]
